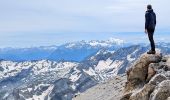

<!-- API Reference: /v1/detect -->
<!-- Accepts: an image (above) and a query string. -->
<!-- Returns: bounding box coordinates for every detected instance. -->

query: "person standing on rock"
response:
[145,4,156,54]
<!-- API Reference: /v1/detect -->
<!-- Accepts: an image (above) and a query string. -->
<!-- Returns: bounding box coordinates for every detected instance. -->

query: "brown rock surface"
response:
[73,52,170,100]
[121,52,170,100]
[125,53,162,93]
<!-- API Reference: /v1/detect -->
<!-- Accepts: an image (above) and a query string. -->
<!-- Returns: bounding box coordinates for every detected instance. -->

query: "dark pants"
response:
[147,29,155,51]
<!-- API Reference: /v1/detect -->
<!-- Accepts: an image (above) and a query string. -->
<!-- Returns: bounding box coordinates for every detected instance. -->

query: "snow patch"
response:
[95,58,113,71]
[69,74,82,82]
[108,38,124,45]
[95,58,123,74]
[65,43,76,48]
[127,54,135,62]
[69,67,81,82]
[89,41,108,47]
[27,88,32,92]
[83,67,96,76]
[26,85,54,100]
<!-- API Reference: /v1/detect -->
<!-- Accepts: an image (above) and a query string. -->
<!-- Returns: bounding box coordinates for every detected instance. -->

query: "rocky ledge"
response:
[121,52,170,100]
[73,52,170,100]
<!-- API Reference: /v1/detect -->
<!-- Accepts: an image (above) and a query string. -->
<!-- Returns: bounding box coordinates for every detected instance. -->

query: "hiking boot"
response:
[147,50,156,54]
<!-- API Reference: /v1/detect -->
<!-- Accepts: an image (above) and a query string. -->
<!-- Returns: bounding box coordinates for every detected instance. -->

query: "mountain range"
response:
[0,38,170,100]
[0,38,124,62]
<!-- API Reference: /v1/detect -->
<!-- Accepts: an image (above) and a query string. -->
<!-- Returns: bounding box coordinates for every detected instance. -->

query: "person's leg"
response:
[148,32,155,51]
[147,29,155,54]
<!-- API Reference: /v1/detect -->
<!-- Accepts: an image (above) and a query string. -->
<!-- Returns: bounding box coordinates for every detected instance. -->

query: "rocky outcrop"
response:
[121,52,170,100]
[72,52,170,100]
[150,80,170,100]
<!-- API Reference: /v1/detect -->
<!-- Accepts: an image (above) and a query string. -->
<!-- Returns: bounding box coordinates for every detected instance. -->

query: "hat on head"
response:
[147,4,152,9]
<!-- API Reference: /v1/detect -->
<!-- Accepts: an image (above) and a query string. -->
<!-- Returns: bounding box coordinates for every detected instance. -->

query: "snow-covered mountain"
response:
[76,44,155,83]
[0,60,97,100]
[0,38,124,62]
[0,44,149,100]
[47,38,124,61]
[63,38,124,48]
[1,41,170,100]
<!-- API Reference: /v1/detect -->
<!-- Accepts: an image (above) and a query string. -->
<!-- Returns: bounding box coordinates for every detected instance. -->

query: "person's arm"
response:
[154,13,156,25]
[145,12,150,33]
[145,12,150,30]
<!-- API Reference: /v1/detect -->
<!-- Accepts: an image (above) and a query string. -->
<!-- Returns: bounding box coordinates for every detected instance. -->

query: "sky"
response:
[0,0,170,48]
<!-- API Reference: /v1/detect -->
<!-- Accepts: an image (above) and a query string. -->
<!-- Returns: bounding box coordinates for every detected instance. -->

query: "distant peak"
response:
[107,38,124,45]
[65,38,124,48]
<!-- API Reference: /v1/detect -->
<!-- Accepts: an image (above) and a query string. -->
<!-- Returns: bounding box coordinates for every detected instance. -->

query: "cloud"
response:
[0,0,170,33]
[0,0,170,47]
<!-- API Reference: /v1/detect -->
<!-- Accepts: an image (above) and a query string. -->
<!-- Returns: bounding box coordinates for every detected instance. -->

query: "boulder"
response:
[146,65,157,83]
[127,74,167,100]
[167,97,170,100]
[150,80,170,100]
[129,84,155,100]
[125,53,162,92]
[149,74,167,85]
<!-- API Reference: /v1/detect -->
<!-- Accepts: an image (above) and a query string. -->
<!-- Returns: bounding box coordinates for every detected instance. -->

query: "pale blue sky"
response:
[0,0,170,47]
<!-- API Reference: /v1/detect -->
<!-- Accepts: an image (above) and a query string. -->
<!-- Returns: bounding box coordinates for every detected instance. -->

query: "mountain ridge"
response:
[0,38,124,62]
[73,52,170,100]
[0,43,170,100]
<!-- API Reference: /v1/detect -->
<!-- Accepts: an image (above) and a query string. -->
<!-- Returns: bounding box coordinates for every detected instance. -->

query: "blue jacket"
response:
[145,9,156,30]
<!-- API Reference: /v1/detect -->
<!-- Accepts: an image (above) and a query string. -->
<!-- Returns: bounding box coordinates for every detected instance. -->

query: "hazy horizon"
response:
[0,32,169,48]
[0,0,170,47]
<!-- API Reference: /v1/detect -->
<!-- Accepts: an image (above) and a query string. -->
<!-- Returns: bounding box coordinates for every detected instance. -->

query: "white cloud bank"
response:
[0,0,170,33]
[0,0,169,47]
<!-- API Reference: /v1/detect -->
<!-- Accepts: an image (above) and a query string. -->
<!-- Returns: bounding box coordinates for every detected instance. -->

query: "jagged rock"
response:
[165,71,170,79]
[127,74,167,100]
[150,80,170,100]
[162,57,167,62]
[167,97,170,100]
[129,84,155,100]
[166,57,170,64]
[149,74,167,85]
[73,52,170,100]
[125,53,162,92]
[121,52,170,100]
[146,65,156,82]
[120,92,132,100]
[165,58,170,71]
